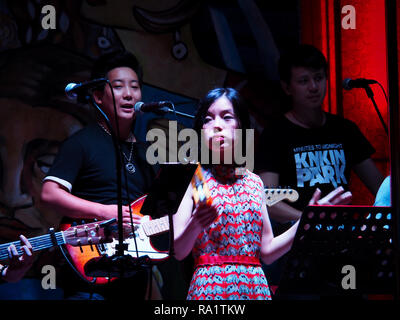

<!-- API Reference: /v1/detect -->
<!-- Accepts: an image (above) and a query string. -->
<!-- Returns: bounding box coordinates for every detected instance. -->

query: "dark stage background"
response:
[0,0,396,300]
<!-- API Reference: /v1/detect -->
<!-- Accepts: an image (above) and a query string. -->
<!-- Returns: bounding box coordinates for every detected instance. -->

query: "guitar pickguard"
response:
[100,216,169,261]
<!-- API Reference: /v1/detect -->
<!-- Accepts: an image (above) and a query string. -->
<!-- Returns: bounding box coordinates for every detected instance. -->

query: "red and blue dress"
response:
[187,166,271,300]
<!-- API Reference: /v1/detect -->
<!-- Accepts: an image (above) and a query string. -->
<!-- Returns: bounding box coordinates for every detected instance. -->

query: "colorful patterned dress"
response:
[187,166,271,300]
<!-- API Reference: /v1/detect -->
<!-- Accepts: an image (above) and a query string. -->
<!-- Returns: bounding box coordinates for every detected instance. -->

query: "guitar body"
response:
[60,223,116,285]
[103,215,169,262]
[60,195,169,285]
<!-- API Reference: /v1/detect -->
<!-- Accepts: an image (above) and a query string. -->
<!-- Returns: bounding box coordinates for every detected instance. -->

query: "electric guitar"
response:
[60,179,299,284]
[60,163,211,285]
[60,195,170,285]
[0,219,115,262]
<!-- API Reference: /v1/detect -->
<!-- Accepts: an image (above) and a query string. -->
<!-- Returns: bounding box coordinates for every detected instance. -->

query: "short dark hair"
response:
[278,44,328,83]
[91,50,143,88]
[193,87,251,136]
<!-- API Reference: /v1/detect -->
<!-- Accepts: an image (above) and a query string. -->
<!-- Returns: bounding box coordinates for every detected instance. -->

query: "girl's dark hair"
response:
[90,50,143,89]
[193,87,251,167]
[278,44,328,84]
[193,87,251,135]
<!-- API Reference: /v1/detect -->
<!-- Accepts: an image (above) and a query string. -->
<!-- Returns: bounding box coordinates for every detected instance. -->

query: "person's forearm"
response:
[267,202,302,223]
[173,216,202,261]
[353,158,384,196]
[41,182,112,220]
[261,220,299,265]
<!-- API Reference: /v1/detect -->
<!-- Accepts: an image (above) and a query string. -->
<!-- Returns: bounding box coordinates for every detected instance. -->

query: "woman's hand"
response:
[191,201,219,231]
[309,186,352,205]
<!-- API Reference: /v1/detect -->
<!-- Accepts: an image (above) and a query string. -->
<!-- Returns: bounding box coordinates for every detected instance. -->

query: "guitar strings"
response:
[0,230,88,261]
[0,233,63,260]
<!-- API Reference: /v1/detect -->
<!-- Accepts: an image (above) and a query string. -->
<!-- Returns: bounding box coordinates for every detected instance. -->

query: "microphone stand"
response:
[105,81,126,260]
[168,109,195,119]
[363,85,388,135]
[84,87,148,280]
[161,102,195,119]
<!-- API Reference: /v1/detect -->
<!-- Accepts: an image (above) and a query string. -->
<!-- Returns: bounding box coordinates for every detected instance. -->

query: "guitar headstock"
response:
[264,188,299,207]
[63,219,116,247]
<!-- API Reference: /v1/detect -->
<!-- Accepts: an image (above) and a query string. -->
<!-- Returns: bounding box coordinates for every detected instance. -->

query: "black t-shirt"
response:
[255,113,375,210]
[46,123,158,206]
[45,123,159,299]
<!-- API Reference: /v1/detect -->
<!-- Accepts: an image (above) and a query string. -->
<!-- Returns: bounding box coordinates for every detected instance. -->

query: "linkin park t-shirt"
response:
[255,113,375,210]
[294,142,347,189]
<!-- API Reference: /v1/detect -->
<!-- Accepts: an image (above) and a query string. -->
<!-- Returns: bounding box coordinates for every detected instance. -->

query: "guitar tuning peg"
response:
[77,239,83,253]
[88,238,94,251]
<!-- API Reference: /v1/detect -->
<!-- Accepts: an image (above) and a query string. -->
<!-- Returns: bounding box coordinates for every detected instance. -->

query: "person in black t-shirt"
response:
[254,44,384,290]
[255,44,384,224]
[40,51,160,300]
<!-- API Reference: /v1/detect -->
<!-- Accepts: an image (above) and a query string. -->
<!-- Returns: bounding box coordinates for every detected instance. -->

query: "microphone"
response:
[65,78,107,100]
[343,78,377,90]
[134,101,172,114]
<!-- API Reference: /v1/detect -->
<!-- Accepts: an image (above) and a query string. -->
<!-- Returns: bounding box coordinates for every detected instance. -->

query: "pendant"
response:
[125,162,136,174]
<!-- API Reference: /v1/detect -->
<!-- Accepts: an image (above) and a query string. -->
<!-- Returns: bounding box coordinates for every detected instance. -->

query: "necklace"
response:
[98,123,136,174]
[122,142,136,174]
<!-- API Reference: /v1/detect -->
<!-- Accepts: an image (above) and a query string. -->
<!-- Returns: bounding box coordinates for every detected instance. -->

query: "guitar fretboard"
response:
[0,232,65,261]
[141,216,170,236]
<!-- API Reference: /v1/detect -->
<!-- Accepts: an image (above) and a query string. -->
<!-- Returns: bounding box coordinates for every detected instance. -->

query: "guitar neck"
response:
[141,216,170,236]
[0,232,65,261]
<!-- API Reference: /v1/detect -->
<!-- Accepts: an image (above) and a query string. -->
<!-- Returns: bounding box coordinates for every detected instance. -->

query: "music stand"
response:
[83,162,197,277]
[140,162,198,257]
[274,205,396,299]
[141,162,197,218]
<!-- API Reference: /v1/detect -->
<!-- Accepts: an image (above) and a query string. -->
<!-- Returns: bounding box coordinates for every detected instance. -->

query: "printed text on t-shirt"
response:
[294,144,347,188]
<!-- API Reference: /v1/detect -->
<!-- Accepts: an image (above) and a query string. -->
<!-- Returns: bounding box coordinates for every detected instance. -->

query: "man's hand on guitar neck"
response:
[1,235,34,283]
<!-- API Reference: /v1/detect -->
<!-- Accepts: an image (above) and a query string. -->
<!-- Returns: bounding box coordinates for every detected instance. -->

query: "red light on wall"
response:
[300,0,390,205]
[340,0,389,204]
